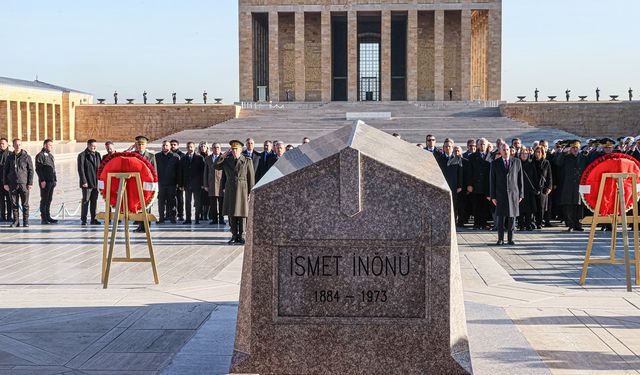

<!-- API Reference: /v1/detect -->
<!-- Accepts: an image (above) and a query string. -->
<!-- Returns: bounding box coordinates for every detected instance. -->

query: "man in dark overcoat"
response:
[156,140,180,223]
[554,140,588,231]
[466,138,492,229]
[490,143,524,246]
[77,139,102,225]
[216,140,255,245]
[204,142,225,225]
[3,139,33,227]
[179,141,206,224]
[35,139,58,225]
[0,137,12,222]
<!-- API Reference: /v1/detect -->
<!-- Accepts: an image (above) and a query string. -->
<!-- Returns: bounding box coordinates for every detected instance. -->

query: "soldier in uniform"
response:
[3,139,34,228]
[35,139,58,225]
[0,137,11,222]
[216,140,255,245]
[554,140,588,232]
[204,142,225,225]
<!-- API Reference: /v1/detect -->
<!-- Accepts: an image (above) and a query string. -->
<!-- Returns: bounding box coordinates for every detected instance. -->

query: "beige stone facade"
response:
[74,105,239,142]
[0,77,93,142]
[239,0,502,102]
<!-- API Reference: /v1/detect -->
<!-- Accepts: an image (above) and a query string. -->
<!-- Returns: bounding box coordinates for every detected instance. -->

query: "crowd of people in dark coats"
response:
[2,132,639,245]
[426,134,640,244]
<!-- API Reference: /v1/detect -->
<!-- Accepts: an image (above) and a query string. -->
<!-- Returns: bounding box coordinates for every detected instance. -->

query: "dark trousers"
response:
[230,216,244,240]
[184,187,202,221]
[81,188,99,223]
[0,188,11,221]
[472,193,491,228]
[9,184,29,223]
[158,185,176,221]
[497,216,515,242]
[518,213,533,229]
[39,181,56,220]
[209,196,224,222]
[200,189,210,220]
[175,187,184,218]
[563,204,584,229]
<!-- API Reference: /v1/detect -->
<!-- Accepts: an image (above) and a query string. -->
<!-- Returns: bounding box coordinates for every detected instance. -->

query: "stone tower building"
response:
[239,0,501,103]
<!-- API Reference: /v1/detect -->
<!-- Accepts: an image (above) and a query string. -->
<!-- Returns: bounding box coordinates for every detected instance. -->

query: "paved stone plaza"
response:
[1,156,640,374]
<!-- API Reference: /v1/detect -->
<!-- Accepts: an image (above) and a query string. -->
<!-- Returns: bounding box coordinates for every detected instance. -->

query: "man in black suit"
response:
[256,140,275,182]
[3,139,33,228]
[179,141,205,224]
[490,143,524,246]
[0,137,11,222]
[466,138,492,230]
[156,140,180,224]
[242,137,260,175]
[77,139,102,225]
[170,139,185,221]
[35,139,58,225]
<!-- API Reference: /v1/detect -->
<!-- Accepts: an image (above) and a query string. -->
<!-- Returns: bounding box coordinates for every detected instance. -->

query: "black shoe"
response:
[228,237,236,245]
[81,221,87,226]
[536,225,542,230]
[23,221,29,228]
[170,219,176,224]
[41,219,49,225]
[575,227,585,232]
[9,221,19,228]
[90,220,101,225]
[183,220,192,225]
[567,227,574,232]
[544,222,554,228]
[47,218,58,224]
[195,220,200,225]
[219,218,225,225]
[178,216,184,221]
[508,240,516,245]
[209,220,217,225]
[134,226,145,233]
[495,240,504,246]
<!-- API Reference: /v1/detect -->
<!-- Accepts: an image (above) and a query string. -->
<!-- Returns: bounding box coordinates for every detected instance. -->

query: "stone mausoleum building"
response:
[239,0,501,103]
[0,77,93,142]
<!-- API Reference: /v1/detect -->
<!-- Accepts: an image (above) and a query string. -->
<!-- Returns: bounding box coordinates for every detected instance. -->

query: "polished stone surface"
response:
[231,122,471,374]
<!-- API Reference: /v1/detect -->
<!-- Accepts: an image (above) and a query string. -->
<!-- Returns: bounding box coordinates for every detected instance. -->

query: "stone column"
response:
[407,10,418,101]
[51,104,57,141]
[35,103,41,141]
[294,11,306,102]
[487,9,502,101]
[268,11,280,102]
[239,11,254,102]
[347,10,357,102]
[16,101,22,140]
[460,9,471,101]
[5,101,12,141]
[41,103,48,140]
[321,11,332,102]
[25,102,31,141]
[434,10,445,101]
[381,10,391,101]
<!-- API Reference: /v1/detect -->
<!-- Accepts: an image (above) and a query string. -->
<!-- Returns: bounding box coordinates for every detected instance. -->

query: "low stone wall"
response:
[500,102,640,137]
[74,104,239,142]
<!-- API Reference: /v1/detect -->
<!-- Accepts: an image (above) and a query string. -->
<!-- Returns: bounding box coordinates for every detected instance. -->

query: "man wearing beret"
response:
[216,140,255,244]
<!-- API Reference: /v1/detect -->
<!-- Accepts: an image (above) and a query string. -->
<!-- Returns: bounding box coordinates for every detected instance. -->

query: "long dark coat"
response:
[77,149,101,188]
[242,150,261,175]
[155,151,180,187]
[519,158,539,214]
[179,153,205,190]
[203,154,225,197]
[255,152,276,182]
[437,154,464,193]
[216,153,255,217]
[534,158,553,211]
[467,152,492,196]
[490,157,524,217]
[554,152,588,206]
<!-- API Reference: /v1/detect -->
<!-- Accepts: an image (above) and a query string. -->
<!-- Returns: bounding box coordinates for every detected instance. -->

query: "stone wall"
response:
[74,105,239,142]
[500,102,640,138]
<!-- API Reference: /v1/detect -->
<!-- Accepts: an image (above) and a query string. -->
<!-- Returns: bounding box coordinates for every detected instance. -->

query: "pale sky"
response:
[2,0,638,103]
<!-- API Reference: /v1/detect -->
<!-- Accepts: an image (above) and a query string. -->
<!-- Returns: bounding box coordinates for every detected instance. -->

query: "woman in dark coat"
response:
[518,148,539,230]
[533,146,553,229]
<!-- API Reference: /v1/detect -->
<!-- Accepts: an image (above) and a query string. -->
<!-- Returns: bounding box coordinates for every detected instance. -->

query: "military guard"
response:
[216,140,255,244]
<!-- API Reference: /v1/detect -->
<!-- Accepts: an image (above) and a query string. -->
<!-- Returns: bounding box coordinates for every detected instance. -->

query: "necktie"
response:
[504,159,509,169]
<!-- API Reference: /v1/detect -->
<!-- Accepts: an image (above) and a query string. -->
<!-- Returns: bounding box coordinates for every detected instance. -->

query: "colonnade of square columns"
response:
[0,100,66,142]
